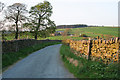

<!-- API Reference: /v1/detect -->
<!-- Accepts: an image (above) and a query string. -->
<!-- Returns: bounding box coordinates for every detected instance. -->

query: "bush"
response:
[79,34,87,37]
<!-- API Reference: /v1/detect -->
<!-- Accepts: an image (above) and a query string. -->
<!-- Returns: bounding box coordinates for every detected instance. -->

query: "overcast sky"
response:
[0,0,119,26]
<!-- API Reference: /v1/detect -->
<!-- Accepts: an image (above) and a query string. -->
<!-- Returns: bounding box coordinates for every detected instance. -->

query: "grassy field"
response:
[57,27,119,38]
[60,44,120,79]
[3,27,119,41]
[2,41,61,71]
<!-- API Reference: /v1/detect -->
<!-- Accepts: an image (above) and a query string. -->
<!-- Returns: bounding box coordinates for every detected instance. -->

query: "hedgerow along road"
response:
[2,44,75,78]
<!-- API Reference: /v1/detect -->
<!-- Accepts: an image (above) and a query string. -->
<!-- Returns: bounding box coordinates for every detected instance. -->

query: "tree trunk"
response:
[15,10,19,40]
[35,31,37,40]
[15,22,18,39]
[34,15,41,40]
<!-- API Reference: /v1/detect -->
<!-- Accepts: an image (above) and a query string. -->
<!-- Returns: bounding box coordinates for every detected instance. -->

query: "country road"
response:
[2,44,75,78]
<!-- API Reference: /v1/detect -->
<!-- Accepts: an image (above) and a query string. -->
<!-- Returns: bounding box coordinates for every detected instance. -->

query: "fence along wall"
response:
[2,39,61,54]
[63,37,120,64]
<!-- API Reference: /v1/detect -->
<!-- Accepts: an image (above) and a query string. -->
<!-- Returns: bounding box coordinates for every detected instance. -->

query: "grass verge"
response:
[2,41,61,71]
[60,44,120,79]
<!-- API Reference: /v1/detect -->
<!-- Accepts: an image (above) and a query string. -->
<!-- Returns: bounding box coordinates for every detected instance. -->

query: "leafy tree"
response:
[5,3,28,39]
[39,26,56,38]
[26,1,56,39]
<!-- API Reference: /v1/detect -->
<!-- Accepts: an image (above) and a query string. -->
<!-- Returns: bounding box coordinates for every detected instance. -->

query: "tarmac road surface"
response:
[2,44,75,78]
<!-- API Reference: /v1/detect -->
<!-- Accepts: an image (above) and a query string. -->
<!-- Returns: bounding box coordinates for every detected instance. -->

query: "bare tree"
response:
[62,28,71,36]
[0,2,5,31]
[0,21,4,31]
[5,3,28,39]
[0,2,5,12]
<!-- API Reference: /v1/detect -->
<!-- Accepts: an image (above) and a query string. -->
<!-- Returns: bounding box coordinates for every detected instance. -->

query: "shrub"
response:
[79,34,87,37]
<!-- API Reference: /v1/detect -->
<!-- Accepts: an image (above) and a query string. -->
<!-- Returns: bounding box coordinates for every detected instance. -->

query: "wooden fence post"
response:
[97,36,100,39]
[88,39,92,60]
[117,38,120,63]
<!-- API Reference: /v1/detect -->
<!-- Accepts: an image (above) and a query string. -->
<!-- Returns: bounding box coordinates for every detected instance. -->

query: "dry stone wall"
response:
[2,39,61,54]
[63,37,120,64]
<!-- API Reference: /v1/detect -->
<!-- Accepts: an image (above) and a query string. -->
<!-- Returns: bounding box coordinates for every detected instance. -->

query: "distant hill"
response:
[57,24,88,29]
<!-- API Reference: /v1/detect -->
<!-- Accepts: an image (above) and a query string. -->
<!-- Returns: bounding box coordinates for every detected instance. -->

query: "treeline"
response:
[57,24,108,29]
[57,24,88,29]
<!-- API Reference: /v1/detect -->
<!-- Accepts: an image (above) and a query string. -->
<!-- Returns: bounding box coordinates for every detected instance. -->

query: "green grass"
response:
[38,36,65,40]
[71,27,119,38]
[3,32,34,40]
[2,41,61,71]
[60,44,120,79]
[56,29,65,31]
[38,36,83,40]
